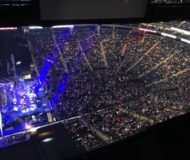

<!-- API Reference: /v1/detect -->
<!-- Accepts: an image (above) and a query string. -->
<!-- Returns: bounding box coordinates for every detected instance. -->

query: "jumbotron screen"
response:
[0,23,189,150]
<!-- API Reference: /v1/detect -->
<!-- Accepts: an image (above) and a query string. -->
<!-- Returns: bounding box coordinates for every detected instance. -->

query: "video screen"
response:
[0,23,189,150]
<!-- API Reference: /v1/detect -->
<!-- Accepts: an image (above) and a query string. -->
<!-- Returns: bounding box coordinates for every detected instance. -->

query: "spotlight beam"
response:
[147,67,190,87]
[137,54,174,79]
[97,26,108,68]
[126,41,160,74]
[51,29,69,73]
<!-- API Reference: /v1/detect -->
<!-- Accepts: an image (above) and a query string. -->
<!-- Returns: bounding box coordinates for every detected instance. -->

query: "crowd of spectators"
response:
[0,24,189,151]
[27,25,190,151]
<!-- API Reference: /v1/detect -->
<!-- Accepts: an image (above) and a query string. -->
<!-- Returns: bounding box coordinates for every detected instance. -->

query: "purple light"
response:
[1,27,74,137]
[0,27,17,31]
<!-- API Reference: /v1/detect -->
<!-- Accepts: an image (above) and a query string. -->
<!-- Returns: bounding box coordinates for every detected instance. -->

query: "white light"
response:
[10,83,14,88]
[29,26,43,30]
[30,104,37,107]
[28,93,36,99]
[19,78,24,82]
[13,98,17,103]
[32,115,36,121]
[161,32,176,39]
[39,88,44,91]
[42,103,47,107]
[13,106,18,111]
[42,138,54,143]
[30,107,36,111]
[22,109,29,113]
[25,123,32,130]
[16,61,22,65]
[23,74,31,80]
[52,25,74,29]
[181,38,190,44]
[29,127,38,133]
[170,27,190,35]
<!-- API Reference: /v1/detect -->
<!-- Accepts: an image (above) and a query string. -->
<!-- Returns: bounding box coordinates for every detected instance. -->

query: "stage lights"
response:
[25,123,38,133]
[13,106,18,112]
[29,26,43,30]
[42,137,54,143]
[22,109,30,113]
[23,74,31,80]
[16,61,22,65]
[25,123,32,130]
[29,127,38,133]
[52,25,74,29]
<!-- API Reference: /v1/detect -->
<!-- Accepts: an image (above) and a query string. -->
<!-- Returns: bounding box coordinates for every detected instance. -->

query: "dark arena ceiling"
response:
[0,0,190,25]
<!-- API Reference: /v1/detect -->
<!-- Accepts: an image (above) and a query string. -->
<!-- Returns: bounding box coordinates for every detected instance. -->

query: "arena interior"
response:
[0,21,190,152]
